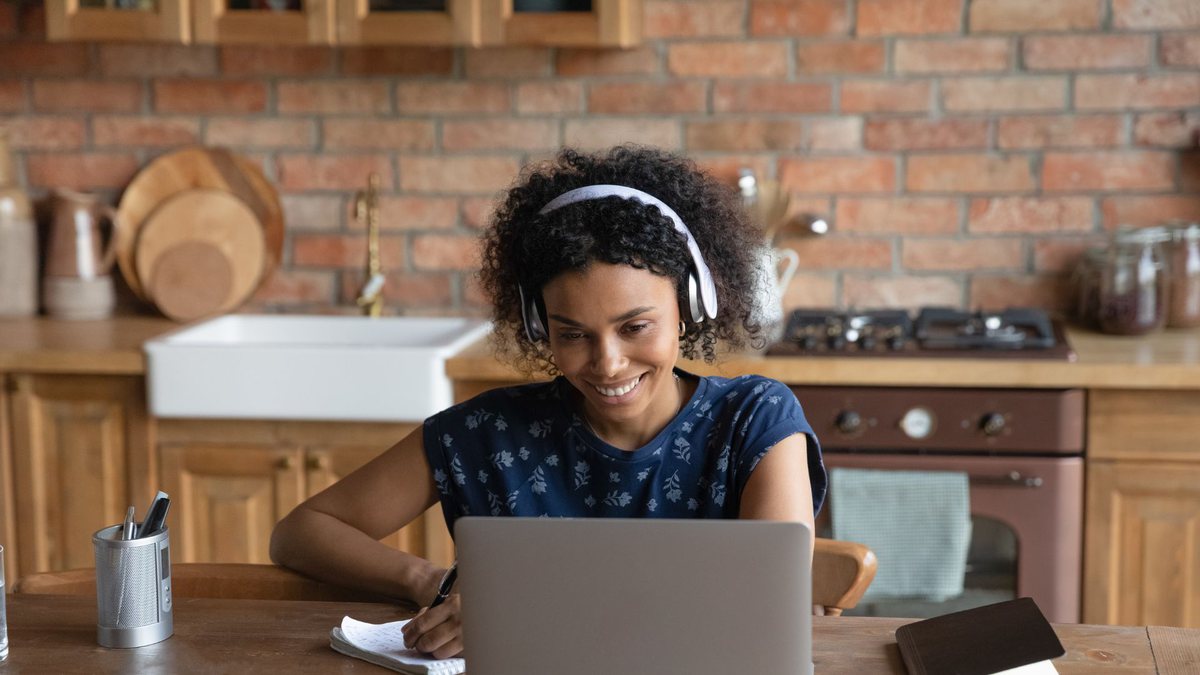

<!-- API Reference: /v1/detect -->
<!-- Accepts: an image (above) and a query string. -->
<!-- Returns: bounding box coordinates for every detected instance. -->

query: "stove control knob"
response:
[800,334,818,350]
[859,335,877,351]
[835,411,863,435]
[899,407,935,440]
[980,413,1006,437]
[827,334,847,351]
[887,335,906,351]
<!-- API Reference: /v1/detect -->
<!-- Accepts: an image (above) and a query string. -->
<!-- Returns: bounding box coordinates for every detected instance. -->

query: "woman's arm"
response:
[739,433,815,531]
[269,426,445,605]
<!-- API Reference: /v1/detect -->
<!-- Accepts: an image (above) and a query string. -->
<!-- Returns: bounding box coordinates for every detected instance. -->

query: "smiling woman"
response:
[269,145,827,660]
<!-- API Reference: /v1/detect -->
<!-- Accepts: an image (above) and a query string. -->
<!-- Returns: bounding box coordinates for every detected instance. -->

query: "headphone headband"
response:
[537,185,718,320]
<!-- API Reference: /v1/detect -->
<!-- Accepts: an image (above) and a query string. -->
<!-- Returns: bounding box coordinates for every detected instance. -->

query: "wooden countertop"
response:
[0,315,176,375]
[5,594,1197,674]
[446,327,1200,390]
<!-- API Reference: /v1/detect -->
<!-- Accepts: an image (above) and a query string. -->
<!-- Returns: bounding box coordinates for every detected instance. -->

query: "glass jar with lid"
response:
[1098,227,1171,335]
[1166,222,1200,328]
[1072,247,1107,329]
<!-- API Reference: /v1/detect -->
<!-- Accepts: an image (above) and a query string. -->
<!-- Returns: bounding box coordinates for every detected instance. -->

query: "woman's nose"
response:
[590,335,627,377]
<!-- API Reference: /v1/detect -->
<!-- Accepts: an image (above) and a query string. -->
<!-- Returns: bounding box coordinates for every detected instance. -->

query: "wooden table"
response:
[3,595,1198,673]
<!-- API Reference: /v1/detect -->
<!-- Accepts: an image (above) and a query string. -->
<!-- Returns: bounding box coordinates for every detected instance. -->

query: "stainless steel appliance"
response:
[773,307,1084,623]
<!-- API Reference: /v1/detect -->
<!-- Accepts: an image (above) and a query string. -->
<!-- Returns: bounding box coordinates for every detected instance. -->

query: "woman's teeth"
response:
[595,376,640,397]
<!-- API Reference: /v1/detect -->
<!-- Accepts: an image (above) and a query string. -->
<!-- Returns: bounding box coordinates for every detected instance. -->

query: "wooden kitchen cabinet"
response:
[0,379,17,584]
[158,419,453,567]
[46,0,190,42]
[192,0,335,45]
[7,373,156,577]
[1084,389,1200,628]
[337,0,481,46]
[480,0,639,46]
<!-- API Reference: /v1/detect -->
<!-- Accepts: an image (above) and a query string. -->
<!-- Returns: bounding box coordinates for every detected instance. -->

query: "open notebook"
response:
[329,616,465,675]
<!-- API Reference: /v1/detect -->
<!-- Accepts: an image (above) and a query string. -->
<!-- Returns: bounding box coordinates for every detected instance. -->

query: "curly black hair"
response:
[479,145,766,375]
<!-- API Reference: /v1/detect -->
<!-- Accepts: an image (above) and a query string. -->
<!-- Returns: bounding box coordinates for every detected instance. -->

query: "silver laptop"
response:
[456,517,813,675]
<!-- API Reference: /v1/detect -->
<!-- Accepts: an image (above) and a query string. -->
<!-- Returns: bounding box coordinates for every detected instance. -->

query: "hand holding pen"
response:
[429,562,457,609]
[402,562,462,657]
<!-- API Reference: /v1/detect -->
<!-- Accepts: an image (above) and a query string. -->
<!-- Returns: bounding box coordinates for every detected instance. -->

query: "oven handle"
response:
[968,471,1043,488]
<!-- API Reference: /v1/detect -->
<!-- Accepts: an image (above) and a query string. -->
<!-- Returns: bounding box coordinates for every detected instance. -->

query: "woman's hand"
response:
[401,594,463,659]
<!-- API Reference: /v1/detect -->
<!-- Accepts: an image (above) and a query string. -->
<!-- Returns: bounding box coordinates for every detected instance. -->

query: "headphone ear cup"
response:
[686,274,704,324]
[518,285,547,342]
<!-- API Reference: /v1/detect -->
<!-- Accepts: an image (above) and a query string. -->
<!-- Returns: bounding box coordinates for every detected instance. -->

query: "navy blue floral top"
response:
[422,370,826,535]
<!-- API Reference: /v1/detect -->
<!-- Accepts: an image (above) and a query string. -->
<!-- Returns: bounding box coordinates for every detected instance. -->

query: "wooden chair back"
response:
[813,538,877,615]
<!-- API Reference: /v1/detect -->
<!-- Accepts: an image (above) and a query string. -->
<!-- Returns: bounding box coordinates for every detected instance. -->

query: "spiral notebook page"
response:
[331,616,466,675]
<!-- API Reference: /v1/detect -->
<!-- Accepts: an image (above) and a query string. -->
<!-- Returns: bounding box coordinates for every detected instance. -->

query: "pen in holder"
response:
[92,524,173,648]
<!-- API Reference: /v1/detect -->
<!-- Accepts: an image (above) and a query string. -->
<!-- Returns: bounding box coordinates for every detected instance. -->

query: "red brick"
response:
[556,47,659,77]
[32,80,142,113]
[1161,33,1200,67]
[713,82,833,113]
[996,115,1122,149]
[783,237,893,270]
[100,45,216,77]
[92,116,200,147]
[942,77,1066,112]
[281,195,343,231]
[464,48,552,78]
[220,46,333,76]
[413,235,481,271]
[843,275,963,308]
[1112,0,1200,29]
[903,238,1024,271]
[461,196,500,230]
[693,156,775,186]
[323,119,435,150]
[1179,151,1200,192]
[588,82,707,114]
[399,156,520,195]
[857,0,962,36]
[376,272,454,308]
[968,197,1094,233]
[340,47,454,76]
[1101,196,1200,229]
[667,42,788,78]
[1133,112,1200,148]
[781,272,837,309]
[895,38,1010,74]
[1043,152,1175,192]
[840,80,931,113]
[836,198,960,235]
[277,155,393,192]
[1033,239,1096,273]
[395,82,510,115]
[864,118,988,151]
[647,0,746,38]
[686,120,807,152]
[25,153,139,190]
[779,157,896,194]
[154,79,267,114]
[442,119,559,152]
[1,117,83,150]
[563,119,680,151]
[906,155,1035,193]
[463,275,490,309]
[251,270,336,305]
[293,234,405,269]
[1076,74,1200,110]
[277,81,388,114]
[0,44,89,76]
[206,118,314,149]
[805,118,862,152]
[1023,35,1151,70]
[969,0,1102,32]
[0,80,23,113]
[516,81,584,115]
[370,196,460,231]
[750,0,850,36]
[969,275,1069,312]
[795,40,885,74]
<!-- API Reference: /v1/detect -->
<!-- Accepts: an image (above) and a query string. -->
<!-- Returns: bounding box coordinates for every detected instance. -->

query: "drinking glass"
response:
[1,544,8,661]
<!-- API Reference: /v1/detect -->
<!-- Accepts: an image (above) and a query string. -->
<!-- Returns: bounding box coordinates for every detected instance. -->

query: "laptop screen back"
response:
[456,517,812,675]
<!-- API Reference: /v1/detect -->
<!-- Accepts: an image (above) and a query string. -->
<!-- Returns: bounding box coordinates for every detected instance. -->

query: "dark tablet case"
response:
[895,597,1066,675]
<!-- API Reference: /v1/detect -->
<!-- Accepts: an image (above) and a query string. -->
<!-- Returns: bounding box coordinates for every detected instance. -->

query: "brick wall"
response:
[2,0,1198,316]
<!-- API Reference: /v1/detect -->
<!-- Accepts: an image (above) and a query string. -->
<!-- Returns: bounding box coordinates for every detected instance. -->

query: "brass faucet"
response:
[355,173,385,317]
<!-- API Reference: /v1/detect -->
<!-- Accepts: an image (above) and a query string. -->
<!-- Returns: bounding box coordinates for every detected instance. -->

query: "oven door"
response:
[816,452,1083,623]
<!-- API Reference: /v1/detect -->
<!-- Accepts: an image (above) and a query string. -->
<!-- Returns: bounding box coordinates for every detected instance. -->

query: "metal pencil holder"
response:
[92,524,174,648]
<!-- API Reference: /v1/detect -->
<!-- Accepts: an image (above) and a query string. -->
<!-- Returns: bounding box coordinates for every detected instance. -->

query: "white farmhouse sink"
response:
[145,315,491,422]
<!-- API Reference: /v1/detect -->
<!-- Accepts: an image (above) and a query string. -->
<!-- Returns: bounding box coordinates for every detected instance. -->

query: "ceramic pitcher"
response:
[44,188,122,280]
[753,246,800,343]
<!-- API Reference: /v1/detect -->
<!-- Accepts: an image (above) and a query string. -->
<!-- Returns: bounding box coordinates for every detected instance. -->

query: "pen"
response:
[428,562,458,609]
[121,506,136,541]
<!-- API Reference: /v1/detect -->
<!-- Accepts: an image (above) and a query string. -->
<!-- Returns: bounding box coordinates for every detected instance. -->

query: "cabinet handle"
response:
[277,456,295,470]
[307,455,330,471]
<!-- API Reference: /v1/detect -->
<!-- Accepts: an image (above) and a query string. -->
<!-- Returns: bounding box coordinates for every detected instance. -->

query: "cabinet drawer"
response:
[1088,390,1200,462]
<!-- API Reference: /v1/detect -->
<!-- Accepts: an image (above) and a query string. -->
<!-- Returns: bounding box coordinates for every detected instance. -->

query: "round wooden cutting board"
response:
[135,189,266,321]
[117,146,283,300]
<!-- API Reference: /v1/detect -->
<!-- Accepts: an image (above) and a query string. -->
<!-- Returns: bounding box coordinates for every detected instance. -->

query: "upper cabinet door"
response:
[480,0,639,47]
[192,0,336,44]
[337,0,482,46]
[46,0,190,42]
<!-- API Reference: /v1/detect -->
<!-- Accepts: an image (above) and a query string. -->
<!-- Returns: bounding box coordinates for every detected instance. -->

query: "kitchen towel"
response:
[831,468,971,601]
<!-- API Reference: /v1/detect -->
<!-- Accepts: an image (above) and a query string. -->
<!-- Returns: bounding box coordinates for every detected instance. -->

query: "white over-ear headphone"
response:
[519,185,719,342]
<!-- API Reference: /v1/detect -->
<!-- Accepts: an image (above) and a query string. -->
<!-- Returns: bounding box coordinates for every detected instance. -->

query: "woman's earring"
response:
[678,320,687,338]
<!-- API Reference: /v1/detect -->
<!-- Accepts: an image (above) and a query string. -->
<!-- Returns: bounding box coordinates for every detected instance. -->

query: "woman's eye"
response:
[624,323,649,334]
[559,331,585,341]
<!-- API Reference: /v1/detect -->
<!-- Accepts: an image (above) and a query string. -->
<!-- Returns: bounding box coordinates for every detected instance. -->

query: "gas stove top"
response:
[767,307,1075,361]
